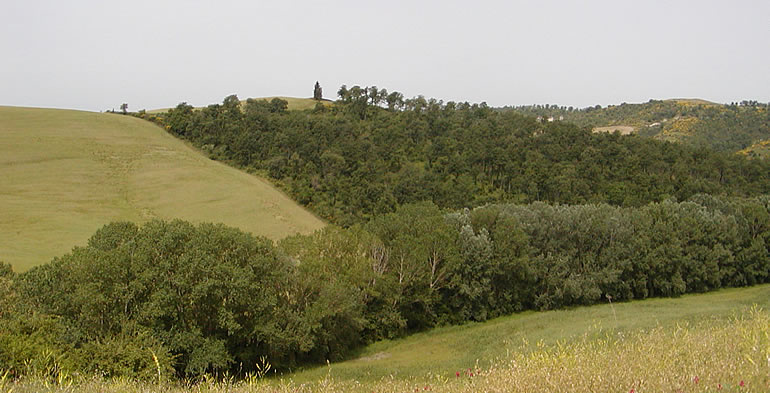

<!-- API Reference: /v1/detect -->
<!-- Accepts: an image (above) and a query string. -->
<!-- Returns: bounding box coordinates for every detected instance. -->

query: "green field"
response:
[290,284,770,383]
[0,106,325,271]
[147,96,332,113]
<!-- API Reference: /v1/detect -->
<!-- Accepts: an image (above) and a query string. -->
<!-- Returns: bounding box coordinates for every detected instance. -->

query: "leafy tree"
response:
[16,220,303,376]
[366,202,460,330]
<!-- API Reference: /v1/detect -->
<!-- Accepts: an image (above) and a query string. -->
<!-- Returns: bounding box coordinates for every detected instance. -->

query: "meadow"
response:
[0,106,324,271]
[4,285,768,392]
[289,284,770,384]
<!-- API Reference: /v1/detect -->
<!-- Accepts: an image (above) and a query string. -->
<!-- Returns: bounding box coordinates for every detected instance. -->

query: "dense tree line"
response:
[2,195,768,379]
[140,89,770,226]
[506,99,770,153]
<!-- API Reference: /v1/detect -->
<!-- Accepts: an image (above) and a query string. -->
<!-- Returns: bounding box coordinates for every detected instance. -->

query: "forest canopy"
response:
[141,88,770,226]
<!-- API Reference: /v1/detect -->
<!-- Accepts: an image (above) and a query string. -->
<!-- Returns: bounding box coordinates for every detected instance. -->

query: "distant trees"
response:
[313,81,322,100]
[505,99,770,153]
[120,103,128,114]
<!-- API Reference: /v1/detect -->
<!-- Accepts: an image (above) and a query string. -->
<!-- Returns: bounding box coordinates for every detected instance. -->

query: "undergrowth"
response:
[4,307,768,393]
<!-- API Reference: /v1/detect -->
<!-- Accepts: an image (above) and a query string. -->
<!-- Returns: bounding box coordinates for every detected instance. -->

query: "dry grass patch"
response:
[148,97,332,113]
[592,125,636,135]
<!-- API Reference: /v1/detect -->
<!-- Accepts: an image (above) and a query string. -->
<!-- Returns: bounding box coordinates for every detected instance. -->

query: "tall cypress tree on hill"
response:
[313,81,323,100]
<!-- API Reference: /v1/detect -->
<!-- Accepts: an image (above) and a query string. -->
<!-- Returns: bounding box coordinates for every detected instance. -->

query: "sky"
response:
[1,0,768,112]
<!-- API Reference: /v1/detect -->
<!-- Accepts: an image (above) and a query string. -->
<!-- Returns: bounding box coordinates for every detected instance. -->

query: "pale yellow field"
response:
[0,106,325,271]
[592,125,636,135]
[147,96,332,113]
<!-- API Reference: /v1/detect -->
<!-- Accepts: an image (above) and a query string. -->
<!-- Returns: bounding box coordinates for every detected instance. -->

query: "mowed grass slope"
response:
[0,106,324,271]
[290,284,770,384]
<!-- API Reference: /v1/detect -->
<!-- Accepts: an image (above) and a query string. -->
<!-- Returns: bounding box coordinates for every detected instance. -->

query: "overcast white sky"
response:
[1,0,768,111]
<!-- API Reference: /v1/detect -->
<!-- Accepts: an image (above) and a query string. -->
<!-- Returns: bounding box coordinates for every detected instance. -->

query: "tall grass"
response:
[6,307,768,393]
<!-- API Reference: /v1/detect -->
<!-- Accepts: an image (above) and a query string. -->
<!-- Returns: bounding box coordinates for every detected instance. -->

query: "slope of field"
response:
[666,98,720,106]
[148,96,332,113]
[591,125,635,135]
[291,284,770,384]
[267,96,333,110]
[0,106,325,271]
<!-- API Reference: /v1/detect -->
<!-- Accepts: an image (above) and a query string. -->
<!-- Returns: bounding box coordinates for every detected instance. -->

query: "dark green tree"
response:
[313,81,323,100]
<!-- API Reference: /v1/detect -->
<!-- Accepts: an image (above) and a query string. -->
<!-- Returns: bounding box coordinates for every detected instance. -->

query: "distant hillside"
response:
[0,106,325,271]
[148,96,332,113]
[504,99,770,153]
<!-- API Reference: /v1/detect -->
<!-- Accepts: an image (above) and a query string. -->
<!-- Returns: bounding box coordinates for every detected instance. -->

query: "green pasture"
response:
[0,106,324,271]
[290,284,770,383]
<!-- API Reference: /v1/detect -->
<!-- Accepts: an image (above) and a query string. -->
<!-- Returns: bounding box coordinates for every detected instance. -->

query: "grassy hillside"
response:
[148,96,332,113]
[290,284,770,384]
[267,96,333,111]
[0,106,324,271]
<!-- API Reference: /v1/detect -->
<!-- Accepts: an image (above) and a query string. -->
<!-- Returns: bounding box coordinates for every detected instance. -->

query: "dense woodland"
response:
[140,89,770,226]
[2,87,770,381]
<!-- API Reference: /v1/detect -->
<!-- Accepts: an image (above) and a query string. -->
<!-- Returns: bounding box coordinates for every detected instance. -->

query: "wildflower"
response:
[717,383,722,390]
[693,376,699,384]
[629,389,635,393]
[455,371,460,378]
[740,380,745,387]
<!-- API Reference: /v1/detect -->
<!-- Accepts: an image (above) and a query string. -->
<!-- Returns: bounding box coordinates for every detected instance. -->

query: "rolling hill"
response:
[506,99,770,153]
[0,106,325,271]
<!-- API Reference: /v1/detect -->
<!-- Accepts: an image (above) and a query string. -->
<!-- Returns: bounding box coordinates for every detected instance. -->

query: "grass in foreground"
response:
[5,302,769,392]
[0,106,324,271]
[289,284,770,384]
